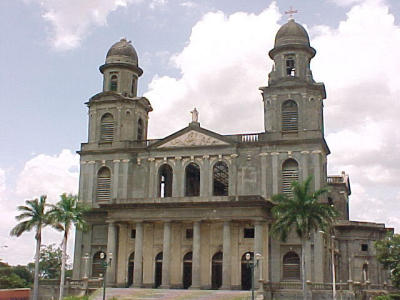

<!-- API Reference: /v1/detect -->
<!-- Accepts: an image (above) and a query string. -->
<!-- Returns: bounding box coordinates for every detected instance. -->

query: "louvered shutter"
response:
[283,252,300,280]
[282,100,298,132]
[97,168,111,202]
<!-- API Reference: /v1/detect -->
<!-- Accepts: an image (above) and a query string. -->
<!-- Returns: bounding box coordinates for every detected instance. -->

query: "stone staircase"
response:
[89,288,253,300]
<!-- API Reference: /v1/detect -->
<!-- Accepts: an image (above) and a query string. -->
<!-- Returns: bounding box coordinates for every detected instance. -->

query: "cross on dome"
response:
[285,6,298,20]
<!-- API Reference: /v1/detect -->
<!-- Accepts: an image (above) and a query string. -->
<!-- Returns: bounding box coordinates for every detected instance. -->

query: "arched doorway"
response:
[211,252,223,289]
[127,252,134,286]
[282,252,300,280]
[155,252,163,288]
[182,252,192,289]
[241,252,253,290]
[92,251,106,278]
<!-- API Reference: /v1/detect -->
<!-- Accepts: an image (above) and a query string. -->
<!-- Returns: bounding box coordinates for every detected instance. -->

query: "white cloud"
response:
[1,150,79,265]
[30,0,142,50]
[144,1,399,232]
[145,2,281,136]
[329,0,365,6]
[149,0,168,10]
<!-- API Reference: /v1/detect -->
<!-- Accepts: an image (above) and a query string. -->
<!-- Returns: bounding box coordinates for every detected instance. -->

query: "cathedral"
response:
[72,18,391,293]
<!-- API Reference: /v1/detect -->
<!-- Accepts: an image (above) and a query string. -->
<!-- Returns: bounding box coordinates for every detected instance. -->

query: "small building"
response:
[72,18,392,291]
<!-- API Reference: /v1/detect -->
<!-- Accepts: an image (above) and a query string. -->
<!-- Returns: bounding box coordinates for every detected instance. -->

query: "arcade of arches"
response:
[88,220,274,289]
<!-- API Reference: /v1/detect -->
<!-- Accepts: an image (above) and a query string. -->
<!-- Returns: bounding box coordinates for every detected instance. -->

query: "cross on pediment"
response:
[285,6,298,20]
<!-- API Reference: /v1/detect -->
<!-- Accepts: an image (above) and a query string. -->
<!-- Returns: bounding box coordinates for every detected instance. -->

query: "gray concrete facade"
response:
[72,21,391,291]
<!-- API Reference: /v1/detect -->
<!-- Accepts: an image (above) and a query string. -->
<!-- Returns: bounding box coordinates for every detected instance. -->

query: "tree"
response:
[0,262,32,289]
[375,232,400,288]
[271,176,338,300]
[37,244,65,279]
[10,195,50,300]
[48,193,88,300]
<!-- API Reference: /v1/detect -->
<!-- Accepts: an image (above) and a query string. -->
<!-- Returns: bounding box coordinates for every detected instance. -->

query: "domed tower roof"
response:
[269,19,315,59]
[274,19,310,47]
[105,38,138,65]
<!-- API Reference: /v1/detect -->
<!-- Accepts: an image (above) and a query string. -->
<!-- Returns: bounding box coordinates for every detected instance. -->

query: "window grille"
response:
[97,167,111,202]
[213,162,229,196]
[282,100,298,132]
[282,159,299,197]
[100,114,114,142]
[244,228,255,239]
[283,252,300,280]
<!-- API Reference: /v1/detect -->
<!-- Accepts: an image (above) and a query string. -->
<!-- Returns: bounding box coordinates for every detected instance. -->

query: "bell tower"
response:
[86,38,152,146]
[260,19,326,138]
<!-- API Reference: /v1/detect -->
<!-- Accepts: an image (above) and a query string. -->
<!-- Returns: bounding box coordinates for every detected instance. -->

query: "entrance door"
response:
[155,252,163,288]
[182,252,192,289]
[241,252,253,290]
[127,252,134,286]
[211,252,223,289]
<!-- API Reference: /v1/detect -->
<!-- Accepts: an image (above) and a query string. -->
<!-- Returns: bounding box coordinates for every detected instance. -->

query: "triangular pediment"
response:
[157,129,230,148]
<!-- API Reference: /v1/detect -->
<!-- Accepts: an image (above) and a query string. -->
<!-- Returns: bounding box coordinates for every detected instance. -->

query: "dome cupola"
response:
[274,19,310,48]
[106,38,139,65]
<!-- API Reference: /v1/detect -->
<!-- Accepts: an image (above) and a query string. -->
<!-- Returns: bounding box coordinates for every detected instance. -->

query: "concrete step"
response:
[89,288,253,300]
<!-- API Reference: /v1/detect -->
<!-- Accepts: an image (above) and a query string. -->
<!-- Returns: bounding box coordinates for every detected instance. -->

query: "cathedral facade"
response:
[72,19,390,291]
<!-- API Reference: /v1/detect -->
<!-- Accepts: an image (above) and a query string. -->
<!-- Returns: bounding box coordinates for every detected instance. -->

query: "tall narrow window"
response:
[158,164,173,198]
[213,161,229,196]
[97,167,111,202]
[137,118,143,141]
[282,100,298,132]
[286,56,295,76]
[282,252,300,280]
[282,159,299,196]
[100,113,114,142]
[185,163,200,197]
[110,75,118,91]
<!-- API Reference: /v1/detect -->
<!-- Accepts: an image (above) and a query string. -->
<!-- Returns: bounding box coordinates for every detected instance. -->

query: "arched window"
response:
[282,100,298,132]
[285,55,296,76]
[128,252,134,286]
[100,113,114,142]
[185,163,200,197]
[97,167,111,202]
[137,118,143,141]
[282,252,300,280]
[213,161,229,196]
[158,164,173,198]
[182,252,192,289]
[92,251,106,278]
[211,252,223,289]
[362,264,368,282]
[110,75,118,91]
[282,159,299,196]
[155,252,163,288]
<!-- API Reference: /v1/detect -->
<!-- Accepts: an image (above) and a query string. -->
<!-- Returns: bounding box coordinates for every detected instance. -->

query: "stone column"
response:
[72,230,83,279]
[106,222,118,285]
[301,151,309,181]
[87,161,96,202]
[112,160,120,200]
[133,222,144,287]
[148,158,156,198]
[230,154,238,197]
[271,153,279,194]
[254,221,264,288]
[191,221,201,289]
[122,159,129,200]
[201,156,209,196]
[312,151,324,281]
[221,220,231,289]
[260,153,268,198]
[161,221,171,288]
[172,157,182,197]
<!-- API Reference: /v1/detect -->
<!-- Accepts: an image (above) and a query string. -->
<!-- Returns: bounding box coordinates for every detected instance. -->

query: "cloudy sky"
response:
[0,0,399,265]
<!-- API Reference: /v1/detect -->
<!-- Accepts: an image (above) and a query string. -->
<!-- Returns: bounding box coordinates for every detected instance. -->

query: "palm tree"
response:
[271,176,338,300]
[48,193,88,300]
[10,195,50,300]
